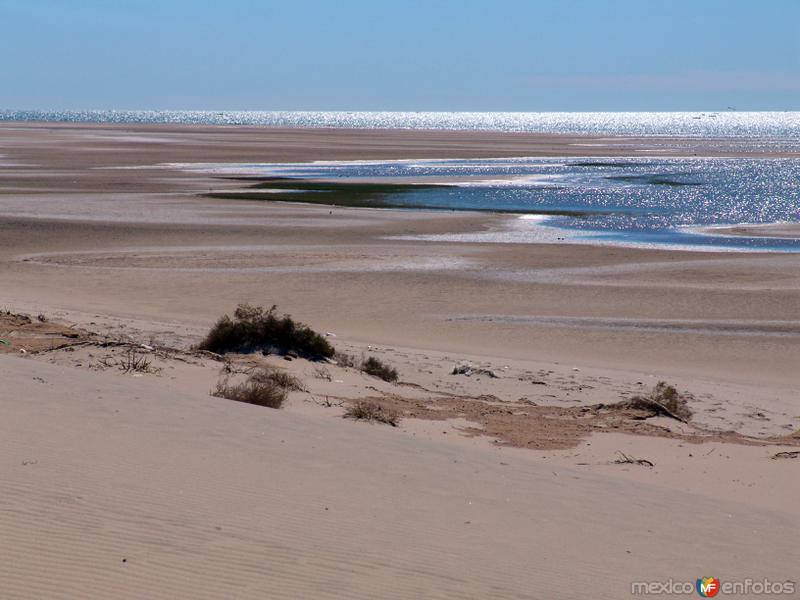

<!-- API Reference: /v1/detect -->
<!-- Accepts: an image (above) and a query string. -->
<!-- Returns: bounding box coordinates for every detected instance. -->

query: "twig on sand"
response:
[310,395,343,408]
[771,451,800,460]
[613,451,655,467]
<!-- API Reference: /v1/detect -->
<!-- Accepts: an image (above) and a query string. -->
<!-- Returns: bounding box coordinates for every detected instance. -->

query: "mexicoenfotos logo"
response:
[695,577,720,597]
[631,577,796,596]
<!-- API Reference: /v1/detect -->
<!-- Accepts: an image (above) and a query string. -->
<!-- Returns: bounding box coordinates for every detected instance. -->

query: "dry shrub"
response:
[313,365,333,381]
[119,349,154,374]
[344,400,400,426]
[249,366,305,391]
[334,351,357,368]
[211,365,302,409]
[334,352,398,383]
[199,304,334,359]
[360,356,398,382]
[626,381,693,422]
[212,378,286,408]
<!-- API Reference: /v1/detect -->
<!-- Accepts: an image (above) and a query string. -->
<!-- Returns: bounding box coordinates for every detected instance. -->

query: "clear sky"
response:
[1,0,798,111]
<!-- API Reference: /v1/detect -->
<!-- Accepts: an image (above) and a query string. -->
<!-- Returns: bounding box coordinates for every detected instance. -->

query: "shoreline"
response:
[696,221,800,240]
[2,120,800,159]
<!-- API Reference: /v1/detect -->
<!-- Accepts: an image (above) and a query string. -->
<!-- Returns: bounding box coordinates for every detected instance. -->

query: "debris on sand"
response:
[452,364,498,378]
[613,451,655,467]
[771,451,800,460]
[0,311,91,353]
[613,381,693,423]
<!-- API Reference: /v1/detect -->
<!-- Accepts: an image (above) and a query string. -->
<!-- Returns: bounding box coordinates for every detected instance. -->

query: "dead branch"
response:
[613,451,654,467]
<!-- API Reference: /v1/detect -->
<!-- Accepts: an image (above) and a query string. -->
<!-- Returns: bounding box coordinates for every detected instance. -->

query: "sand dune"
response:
[2,356,798,599]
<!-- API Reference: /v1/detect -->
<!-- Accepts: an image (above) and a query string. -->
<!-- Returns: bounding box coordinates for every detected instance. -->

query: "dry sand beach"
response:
[1,122,799,598]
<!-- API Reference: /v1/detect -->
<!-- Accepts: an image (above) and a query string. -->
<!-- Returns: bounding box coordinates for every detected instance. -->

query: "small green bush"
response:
[199,304,334,359]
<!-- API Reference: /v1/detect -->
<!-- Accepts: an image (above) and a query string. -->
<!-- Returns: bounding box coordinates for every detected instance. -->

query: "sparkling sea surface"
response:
[3,109,800,144]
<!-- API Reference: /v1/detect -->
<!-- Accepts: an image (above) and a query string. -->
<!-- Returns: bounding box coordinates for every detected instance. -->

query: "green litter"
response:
[0,339,10,346]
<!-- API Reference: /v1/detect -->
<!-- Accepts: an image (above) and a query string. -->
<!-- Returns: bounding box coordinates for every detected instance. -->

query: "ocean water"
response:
[2,109,800,144]
[4,109,798,250]
[186,157,800,251]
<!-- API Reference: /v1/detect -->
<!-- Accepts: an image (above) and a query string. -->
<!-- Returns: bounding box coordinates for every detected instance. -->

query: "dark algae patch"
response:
[206,176,444,208]
[205,177,594,217]
[568,161,651,168]
[604,174,704,187]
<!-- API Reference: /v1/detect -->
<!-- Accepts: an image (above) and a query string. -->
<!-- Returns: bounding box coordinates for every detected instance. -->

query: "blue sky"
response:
[1,0,798,111]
